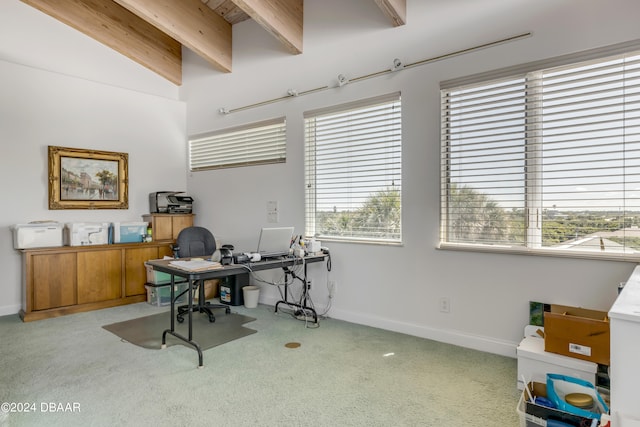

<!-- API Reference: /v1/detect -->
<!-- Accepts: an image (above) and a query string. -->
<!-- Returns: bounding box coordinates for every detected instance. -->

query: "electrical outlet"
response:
[439,297,450,313]
[328,280,337,298]
[306,279,312,290]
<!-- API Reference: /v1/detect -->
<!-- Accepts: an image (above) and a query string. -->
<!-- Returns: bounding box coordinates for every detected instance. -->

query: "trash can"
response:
[243,286,260,308]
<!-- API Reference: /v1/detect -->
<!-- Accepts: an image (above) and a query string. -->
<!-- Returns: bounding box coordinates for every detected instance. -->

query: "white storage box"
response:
[517,336,597,390]
[64,222,110,246]
[12,222,64,249]
[112,222,147,243]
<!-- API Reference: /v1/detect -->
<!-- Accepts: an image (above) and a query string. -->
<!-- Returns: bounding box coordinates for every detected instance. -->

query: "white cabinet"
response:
[609,265,640,426]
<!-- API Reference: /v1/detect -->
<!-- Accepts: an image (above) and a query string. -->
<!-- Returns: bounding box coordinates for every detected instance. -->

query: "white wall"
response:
[182,0,640,356]
[2,0,639,358]
[0,1,186,315]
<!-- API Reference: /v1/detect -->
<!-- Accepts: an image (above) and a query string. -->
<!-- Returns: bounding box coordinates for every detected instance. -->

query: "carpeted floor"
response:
[0,302,520,426]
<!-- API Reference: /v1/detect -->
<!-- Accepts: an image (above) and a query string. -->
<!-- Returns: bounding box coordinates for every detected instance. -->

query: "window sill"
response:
[312,236,403,247]
[437,242,640,263]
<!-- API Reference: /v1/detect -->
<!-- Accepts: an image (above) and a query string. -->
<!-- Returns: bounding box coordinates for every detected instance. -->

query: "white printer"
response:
[12,222,64,249]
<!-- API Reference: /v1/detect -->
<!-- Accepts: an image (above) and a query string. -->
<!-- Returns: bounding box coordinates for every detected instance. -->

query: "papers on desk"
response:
[168,259,223,272]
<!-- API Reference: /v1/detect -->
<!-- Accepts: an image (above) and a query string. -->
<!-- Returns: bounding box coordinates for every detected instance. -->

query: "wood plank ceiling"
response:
[19,0,406,85]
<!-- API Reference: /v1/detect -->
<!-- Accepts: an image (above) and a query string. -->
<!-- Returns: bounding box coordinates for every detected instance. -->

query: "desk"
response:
[146,254,326,367]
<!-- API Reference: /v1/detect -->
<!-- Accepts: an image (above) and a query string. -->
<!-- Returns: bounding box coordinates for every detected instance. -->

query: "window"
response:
[304,93,402,244]
[440,44,640,259]
[189,118,286,171]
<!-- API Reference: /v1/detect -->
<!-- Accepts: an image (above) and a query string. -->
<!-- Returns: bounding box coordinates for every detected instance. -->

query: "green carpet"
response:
[0,303,520,426]
[102,311,256,350]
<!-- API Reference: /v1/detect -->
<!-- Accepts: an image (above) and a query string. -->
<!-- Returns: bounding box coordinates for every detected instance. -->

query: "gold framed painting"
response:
[48,146,128,209]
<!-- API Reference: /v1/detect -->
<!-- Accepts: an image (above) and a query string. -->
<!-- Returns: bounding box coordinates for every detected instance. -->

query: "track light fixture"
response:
[214,33,530,116]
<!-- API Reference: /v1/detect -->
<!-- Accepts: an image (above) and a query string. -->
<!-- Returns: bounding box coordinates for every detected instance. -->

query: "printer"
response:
[149,192,193,214]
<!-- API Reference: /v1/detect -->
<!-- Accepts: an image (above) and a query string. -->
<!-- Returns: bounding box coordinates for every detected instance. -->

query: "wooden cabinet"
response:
[20,242,172,322]
[32,252,76,310]
[142,213,194,241]
[124,245,162,297]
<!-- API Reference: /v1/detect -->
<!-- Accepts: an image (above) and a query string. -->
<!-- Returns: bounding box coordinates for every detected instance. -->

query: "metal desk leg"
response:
[274,270,289,314]
[274,264,318,324]
[162,277,204,367]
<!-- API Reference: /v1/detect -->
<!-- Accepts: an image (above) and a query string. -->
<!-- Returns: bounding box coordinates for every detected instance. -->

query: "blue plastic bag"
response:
[546,373,609,421]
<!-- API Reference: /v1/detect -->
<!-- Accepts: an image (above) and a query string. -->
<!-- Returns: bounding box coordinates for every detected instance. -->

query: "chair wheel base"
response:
[176,302,230,324]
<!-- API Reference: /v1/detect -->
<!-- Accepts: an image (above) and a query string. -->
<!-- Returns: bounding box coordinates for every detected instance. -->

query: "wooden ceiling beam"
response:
[20,0,183,85]
[374,0,406,27]
[232,0,303,54]
[203,0,251,25]
[114,0,232,73]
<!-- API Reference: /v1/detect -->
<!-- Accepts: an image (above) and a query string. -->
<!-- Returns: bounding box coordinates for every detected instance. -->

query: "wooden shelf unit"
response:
[142,213,194,241]
[20,242,173,322]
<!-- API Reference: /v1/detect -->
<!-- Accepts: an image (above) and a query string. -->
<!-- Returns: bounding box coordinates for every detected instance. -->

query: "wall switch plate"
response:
[267,200,279,223]
[267,212,279,223]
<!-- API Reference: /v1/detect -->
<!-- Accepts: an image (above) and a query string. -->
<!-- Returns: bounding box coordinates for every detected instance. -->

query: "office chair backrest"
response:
[175,226,216,258]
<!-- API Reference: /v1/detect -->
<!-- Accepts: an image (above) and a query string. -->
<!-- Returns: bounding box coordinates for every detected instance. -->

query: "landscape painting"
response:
[48,146,128,209]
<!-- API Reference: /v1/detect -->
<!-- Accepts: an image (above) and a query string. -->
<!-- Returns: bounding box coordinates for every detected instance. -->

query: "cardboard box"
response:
[194,279,219,301]
[544,304,610,365]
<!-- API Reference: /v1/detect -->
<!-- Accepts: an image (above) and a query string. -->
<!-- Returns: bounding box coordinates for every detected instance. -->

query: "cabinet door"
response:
[152,216,174,241]
[158,244,173,258]
[171,215,194,239]
[77,250,122,304]
[32,253,77,310]
[124,246,159,296]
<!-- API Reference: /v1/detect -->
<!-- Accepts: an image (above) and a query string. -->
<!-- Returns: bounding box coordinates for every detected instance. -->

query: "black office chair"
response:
[172,226,230,323]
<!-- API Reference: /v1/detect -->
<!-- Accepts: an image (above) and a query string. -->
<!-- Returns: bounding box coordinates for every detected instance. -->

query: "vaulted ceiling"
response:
[19,0,406,85]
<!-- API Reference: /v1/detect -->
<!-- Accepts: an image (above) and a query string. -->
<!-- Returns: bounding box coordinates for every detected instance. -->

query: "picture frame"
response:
[48,146,128,209]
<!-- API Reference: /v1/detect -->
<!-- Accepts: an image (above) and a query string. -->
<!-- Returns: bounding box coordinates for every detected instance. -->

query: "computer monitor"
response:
[256,227,294,258]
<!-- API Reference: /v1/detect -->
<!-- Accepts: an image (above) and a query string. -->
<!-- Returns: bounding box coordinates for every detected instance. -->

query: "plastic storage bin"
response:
[113,222,148,243]
[145,261,183,285]
[517,382,600,427]
[145,283,188,307]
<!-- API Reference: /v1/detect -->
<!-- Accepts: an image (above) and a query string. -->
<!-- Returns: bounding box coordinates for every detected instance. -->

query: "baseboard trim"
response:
[0,304,21,318]
[263,295,518,358]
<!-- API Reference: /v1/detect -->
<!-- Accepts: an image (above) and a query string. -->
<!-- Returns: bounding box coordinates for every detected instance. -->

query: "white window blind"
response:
[189,118,286,171]
[304,93,402,243]
[441,48,640,258]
